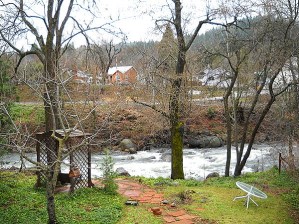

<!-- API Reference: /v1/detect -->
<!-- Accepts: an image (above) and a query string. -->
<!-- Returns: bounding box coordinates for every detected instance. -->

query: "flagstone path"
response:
[115,178,201,224]
[56,178,204,223]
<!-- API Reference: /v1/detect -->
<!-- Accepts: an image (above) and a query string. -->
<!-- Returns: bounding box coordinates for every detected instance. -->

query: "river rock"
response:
[119,139,136,153]
[188,136,223,148]
[161,199,169,204]
[206,172,220,179]
[207,157,216,163]
[124,148,137,154]
[161,152,171,162]
[157,148,170,153]
[142,145,151,151]
[115,167,130,176]
[188,139,202,148]
[127,156,135,160]
[125,200,138,206]
[208,136,223,148]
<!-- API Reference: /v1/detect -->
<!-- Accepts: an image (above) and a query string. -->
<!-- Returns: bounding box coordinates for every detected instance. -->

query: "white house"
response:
[199,68,230,88]
[273,58,298,88]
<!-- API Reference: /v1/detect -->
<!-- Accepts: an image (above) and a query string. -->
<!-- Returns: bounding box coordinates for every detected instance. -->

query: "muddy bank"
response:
[86,104,281,152]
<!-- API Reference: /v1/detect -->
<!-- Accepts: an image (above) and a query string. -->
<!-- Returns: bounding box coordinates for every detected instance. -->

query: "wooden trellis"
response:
[35,129,93,190]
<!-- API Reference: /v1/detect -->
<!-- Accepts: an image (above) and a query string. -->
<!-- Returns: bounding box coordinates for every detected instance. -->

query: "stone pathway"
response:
[116,178,200,224]
[56,178,203,223]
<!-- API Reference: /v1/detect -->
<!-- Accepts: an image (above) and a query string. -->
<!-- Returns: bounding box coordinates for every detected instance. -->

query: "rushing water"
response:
[0,144,279,180]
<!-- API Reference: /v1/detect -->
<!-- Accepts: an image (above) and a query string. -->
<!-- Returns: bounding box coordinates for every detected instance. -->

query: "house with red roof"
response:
[107,66,137,84]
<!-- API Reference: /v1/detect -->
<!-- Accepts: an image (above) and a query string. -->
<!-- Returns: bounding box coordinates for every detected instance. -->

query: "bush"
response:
[100,150,118,194]
[206,107,216,119]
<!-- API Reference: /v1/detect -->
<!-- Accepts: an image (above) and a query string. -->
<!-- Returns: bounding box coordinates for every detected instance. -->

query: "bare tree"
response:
[0,1,122,223]
[207,0,299,176]
[133,0,224,179]
[97,40,123,85]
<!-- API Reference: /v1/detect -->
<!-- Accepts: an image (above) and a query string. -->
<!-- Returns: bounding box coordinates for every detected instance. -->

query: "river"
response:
[0,143,280,180]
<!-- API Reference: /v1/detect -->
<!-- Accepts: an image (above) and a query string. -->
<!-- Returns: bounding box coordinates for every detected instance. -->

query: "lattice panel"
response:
[37,135,58,186]
[36,130,92,191]
[70,137,89,189]
[72,149,88,189]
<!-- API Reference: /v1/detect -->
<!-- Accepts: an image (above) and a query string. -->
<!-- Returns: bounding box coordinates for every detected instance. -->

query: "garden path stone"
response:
[115,178,200,224]
[55,178,202,223]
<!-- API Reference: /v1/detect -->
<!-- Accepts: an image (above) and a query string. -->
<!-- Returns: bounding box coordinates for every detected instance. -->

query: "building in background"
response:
[107,66,137,85]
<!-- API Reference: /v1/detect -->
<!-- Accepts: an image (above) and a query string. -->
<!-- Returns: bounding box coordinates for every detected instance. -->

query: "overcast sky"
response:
[100,0,159,42]
[13,0,214,48]
[75,0,213,45]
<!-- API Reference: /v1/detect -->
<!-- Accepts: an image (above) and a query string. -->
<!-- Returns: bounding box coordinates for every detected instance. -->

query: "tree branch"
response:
[20,0,45,48]
[131,97,170,119]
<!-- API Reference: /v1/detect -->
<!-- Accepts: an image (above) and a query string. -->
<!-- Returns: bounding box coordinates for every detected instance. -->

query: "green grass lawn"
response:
[139,168,299,224]
[117,205,163,224]
[0,172,123,224]
[10,104,45,125]
[180,185,292,224]
[0,168,298,224]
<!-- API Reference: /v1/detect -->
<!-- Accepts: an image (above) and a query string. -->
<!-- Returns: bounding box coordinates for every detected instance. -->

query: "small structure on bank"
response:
[35,129,93,190]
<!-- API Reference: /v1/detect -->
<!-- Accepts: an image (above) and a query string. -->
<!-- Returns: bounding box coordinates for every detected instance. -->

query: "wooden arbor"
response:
[35,129,93,190]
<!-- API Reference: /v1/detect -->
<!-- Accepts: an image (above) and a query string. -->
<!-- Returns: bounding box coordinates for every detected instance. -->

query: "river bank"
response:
[6,101,284,154]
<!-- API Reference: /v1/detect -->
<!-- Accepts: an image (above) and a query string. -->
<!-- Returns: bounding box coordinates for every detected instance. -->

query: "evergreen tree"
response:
[158,23,177,74]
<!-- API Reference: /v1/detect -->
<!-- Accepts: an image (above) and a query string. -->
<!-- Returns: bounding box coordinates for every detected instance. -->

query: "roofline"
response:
[107,66,136,75]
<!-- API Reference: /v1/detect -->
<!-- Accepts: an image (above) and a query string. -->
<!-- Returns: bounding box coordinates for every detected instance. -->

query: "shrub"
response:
[206,107,216,119]
[100,150,118,195]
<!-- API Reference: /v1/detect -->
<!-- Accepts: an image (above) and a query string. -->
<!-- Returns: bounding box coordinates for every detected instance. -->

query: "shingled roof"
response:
[107,66,133,75]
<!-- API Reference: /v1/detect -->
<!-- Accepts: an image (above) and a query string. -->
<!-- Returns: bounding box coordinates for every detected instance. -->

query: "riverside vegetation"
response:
[5,97,281,153]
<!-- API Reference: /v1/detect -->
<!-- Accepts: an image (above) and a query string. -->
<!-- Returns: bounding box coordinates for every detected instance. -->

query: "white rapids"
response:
[0,143,280,180]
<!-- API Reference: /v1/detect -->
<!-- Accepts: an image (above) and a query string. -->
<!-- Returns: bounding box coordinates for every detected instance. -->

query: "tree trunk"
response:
[223,72,238,177]
[224,97,232,177]
[234,145,245,176]
[288,135,296,171]
[168,0,207,179]
[46,139,64,223]
[43,33,61,131]
[46,173,57,224]
[170,120,184,179]
[234,98,275,176]
[169,43,185,179]
[169,75,184,179]
[44,81,61,131]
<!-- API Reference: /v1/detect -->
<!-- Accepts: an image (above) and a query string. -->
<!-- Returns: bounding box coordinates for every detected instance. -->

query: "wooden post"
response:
[35,138,41,187]
[278,153,282,174]
[69,177,75,194]
[88,145,93,187]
